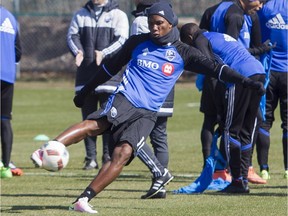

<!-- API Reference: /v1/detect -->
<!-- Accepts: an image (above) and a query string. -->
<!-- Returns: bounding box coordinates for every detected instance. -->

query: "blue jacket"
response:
[203,32,265,78]
[209,1,251,48]
[258,0,288,73]
[0,6,22,84]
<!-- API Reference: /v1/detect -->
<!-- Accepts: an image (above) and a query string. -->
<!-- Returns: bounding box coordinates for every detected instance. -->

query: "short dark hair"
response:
[180,23,199,44]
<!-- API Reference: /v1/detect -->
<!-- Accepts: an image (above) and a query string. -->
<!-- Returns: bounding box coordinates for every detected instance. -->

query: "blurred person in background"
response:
[198,0,272,184]
[180,23,266,193]
[256,0,288,180]
[66,0,129,170]
[0,5,23,178]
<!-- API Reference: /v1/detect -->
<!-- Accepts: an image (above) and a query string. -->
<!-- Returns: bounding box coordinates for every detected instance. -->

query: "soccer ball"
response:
[42,141,69,172]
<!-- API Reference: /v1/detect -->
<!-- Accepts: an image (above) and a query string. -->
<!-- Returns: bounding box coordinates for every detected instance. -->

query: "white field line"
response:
[23,171,198,178]
[187,102,200,108]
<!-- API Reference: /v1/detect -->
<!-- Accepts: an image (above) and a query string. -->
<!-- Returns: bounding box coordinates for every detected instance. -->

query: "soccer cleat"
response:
[141,188,166,199]
[69,197,98,214]
[247,166,267,184]
[9,162,24,176]
[284,170,288,179]
[260,170,270,180]
[213,169,232,182]
[0,167,13,178]
[83,159,99,170]
[220,179,250,194]
[141,169,173,199]
[31,148,43,168]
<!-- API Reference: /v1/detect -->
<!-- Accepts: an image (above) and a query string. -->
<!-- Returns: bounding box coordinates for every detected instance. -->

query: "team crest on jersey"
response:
[142,48,149,56]
[162,63,175,76]
[165,50,176,61]
[110,107,117,118]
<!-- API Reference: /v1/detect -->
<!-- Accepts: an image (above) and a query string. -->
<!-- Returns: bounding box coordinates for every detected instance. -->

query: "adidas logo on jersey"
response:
[266,13,288,30]
[0,18,15,34]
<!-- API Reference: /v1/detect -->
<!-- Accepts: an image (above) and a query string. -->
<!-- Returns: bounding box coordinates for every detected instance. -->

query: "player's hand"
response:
[75,50,84,67]
[73,91,86,108]
[260,39,276,53]
[95,50,103,66]
[242,78,266,96]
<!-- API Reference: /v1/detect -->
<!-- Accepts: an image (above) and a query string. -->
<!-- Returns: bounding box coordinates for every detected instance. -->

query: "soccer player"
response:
[180,23,266,193]
[0,5,23,178]
[198,0,271,184]
[31,2,264,213]
[130,0,175,199]
[256,0,288,179]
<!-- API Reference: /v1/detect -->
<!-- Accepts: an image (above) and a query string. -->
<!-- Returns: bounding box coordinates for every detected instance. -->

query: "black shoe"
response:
[220,179,250,194]
[141,169,173,199]
[141,188,166,199]
[83,159,99,170]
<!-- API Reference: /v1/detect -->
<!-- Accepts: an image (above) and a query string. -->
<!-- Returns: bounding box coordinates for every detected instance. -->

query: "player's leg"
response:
[138,143,165,178]
[0,81,14,178]
[279,72,288,177]
[80,142,133,197]
[257,125,271,178]
[70,141,133,214]
[31,118,110,168]
[199,77,218,167]
[81,94,99,170]
[138,142,168,199]
[55,118,110,145]
[257,71,277,178]
[149,116,169,168]
[201,114,217,165]
[220,85,249,193]
[71,111,173,212]
[240,75,265,183]
[99,93,113,165]
[101,132,112,164]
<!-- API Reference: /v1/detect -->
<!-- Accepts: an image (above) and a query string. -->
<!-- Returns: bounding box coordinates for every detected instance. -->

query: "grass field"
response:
[1,81,287,216]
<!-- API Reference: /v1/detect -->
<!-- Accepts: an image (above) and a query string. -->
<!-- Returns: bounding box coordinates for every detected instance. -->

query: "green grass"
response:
[1,81,287,216]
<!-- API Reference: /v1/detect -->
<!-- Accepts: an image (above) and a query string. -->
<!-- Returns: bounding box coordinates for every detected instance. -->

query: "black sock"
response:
[73,187,97,203]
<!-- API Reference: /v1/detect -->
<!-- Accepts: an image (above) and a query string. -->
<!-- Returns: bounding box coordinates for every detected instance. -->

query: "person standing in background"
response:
[198,0,271,184]
[0,5,23,178]
[180,23,266,193]
[256,0,288,180]
[66,0,129,169]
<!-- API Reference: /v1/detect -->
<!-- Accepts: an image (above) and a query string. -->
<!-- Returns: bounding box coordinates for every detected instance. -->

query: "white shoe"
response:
[30,149,43,167]
[69,197,98,214]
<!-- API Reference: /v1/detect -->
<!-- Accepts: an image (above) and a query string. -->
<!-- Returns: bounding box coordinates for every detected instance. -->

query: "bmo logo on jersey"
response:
[137,59,159,69]
[162,63,175,76]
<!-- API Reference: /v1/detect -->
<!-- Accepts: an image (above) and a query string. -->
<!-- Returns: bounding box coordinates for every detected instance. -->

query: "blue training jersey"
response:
[210,1,251,48]
[117,40,184,111]
[0,7,19,83]
[203,32,264,78]
[257,0,288,73]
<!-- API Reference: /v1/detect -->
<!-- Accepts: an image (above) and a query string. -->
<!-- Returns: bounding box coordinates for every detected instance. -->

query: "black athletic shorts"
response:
[1,80,14,120]
[87,93,157,164]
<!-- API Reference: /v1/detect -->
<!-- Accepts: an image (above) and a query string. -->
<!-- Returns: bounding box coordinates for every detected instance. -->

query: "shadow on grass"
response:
[1,205,68,213]
[1,193,75,198]
[252,185,288,189]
